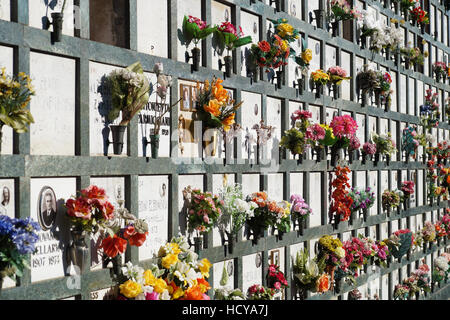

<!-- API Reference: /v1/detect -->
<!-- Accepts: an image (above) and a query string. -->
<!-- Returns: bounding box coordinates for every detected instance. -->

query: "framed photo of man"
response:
[37,186,57,231]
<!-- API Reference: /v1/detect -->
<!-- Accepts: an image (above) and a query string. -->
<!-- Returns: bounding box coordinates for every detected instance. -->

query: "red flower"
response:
[128,232,148,247]
[258,41,271,53]
[81,185,107,201]
[122,225,136,239]
[100,235,127,258]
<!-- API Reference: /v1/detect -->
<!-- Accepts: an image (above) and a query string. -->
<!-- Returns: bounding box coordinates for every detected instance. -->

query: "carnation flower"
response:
[330,115,358,139]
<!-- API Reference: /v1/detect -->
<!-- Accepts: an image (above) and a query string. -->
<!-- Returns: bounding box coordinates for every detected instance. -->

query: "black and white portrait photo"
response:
[38,186,57,231]
[180,84,191,112]
[0,186,10,215]
[255,252,262,268]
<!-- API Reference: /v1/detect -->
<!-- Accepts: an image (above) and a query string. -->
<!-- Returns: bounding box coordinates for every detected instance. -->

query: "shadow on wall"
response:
[97,75,113,156]
[42,0,59,30]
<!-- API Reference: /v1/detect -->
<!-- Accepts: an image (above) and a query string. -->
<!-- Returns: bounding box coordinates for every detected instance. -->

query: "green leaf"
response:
[232,36,253,49]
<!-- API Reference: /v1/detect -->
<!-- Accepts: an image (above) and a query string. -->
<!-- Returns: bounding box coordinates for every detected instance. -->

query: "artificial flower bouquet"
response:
[393,283,410,300]
[271,18,300,46]
[361,141,377,162]
[246,284,276,300]
[371,132,397,160]
[244,192,276,243]
[182,15,215,47]
[107,62,151,126]
[267,264,289,292]
[292,248,329,296]
[374,71,393,108]
[273,201,292,236]
[347,135,361,160]
[290,194,313,228]
[0,216,40,285]
[373,240,390,268]
[329,166,353,224]
[213,22,252,55]
[117,236,212,300]
[384,229,414,261]
[317,235,346,268]
[218,183,255,241]
[183,186,224,235]
[327,66,351,86]
[0,68,35,152]
[356,66,379,99]
[329,0,361,22]
[381,189,401,213]
[310,69,330,87]
[329,115,358,153]
[420,221,436,244]
[249,38,289,71]
[196,77,243,133]
[420,89,440,132]
[357,10,382,39]
[399,47,426,67]
[431,254,449,284]
[338,236,374,284]
[401,180,415,199]
[280,110,312,158]
[432,62,447,82]
[410,6,429,25]
[65,185,115,234]
[402,263,431,298]
[348,187,375,216]
[294,45,312,76]
[402,125,420,160]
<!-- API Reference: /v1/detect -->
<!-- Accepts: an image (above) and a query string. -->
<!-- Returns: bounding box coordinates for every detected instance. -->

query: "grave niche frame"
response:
[0,0,449,300]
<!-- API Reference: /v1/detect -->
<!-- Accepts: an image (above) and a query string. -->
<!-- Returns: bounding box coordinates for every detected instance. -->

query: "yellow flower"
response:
[281,40,289,52]
[204,99,222,117]
[143,269,157,286]
[162,253,179,269]
[301,49,312,64]
[424,51,429,58]
[153,278,168,294]
[421,39,427,45]
[277,23,294,38]
[198,258,212,278]
[119,280,143,299]
[400,19,405,24]
[222,113,235,132]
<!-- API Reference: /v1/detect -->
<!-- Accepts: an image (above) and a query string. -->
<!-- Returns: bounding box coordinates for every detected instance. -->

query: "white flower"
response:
[160,289,171,300]
[185,268,202,287]
[435,256,449,271]
[135,293,146,300]
[157,74,172,88]
[235,198,249,213]
[122,261,145,284]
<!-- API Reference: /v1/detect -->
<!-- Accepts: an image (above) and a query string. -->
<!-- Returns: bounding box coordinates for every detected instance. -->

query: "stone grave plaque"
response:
[0,45,13,154]
[267,173,283,201]
[30,178,76,283]
[138,72,171,158]
[90,287,117,300]
[355,113,365,144]
[241,174,260,197]
[288,0,302,19]
[325,45,336,71]
[390,72,397,112]
[240,11,259,77]
[89,177,125,270]
[369,171,377,216]
[288,35,302,88]
[266,97,281,164]
[212,173,235,247]
[242,252,262,294]
[241,91,262,161]
[408,77,415,115]
[138,175,169,261]
[309,172,322,227]
[89,62,128,157]
[290,172,303,198]
[211,0,232,71]
[29,0,74,36]
[308,38,321,73]
[341,51,351,101]
[0,0,10,21]
[178,174,204,237]
[137,0,168,57]
[177,0,201,63]
[213,259,235,290]
[30,52,75,156]
[0,179,14,288]
[400,74,407,114]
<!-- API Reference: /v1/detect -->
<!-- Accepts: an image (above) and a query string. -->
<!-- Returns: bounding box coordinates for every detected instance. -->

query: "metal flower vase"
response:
[110,124,127,155]
[68,229,89,273]
[51,12,64,42]
[150,134,160,159]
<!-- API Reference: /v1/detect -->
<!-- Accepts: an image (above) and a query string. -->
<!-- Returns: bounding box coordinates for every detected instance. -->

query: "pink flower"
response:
[349,135,361,150]
[291,110,312,122]
[327,66,347,77]
[274,282,281,290]
[362,142,377,155]
[306,124,326,141]
[202,294,211,300]
[218,22,242,37]
[203,215,210,224]
[146,292,159,300]
[330,115,358,139]
[188,16,207,30]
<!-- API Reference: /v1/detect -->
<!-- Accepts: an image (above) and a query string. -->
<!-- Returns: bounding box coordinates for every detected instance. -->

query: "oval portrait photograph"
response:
[37,186,57,231]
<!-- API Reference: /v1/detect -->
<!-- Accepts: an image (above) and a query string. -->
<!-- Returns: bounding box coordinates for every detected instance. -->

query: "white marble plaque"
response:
[369,171,377,216]
[89,177,125,270]
[390,72,397,112]
[0,179,14,288]
[288,0,302,20]
[242,174,260,197]
[212,173,235,247]
[325,45,336,71]
[399,74,407,114]
[308,38,321,73]
[241,91,262,161]
[341,51,351,101]
[355,113,365,144]
[288,36,302,87]
[267,173,283,201]
[290,172,303,199]
[213,259,235,290]
[30,178,76,283]
[0,0,10,21]
[242,252,262,294]
[89,62,128,157]
[309,172,322,227]
[30,52,75,156]
[29,0,74,36]
[240,11,259,77]
[178,174,203,237]
[266,97,281,162]
[211,1,232,71]
[0,45,13,154]
[138,72,171,158]
[138,175,169,261]
[177,0,202,63]
[408,77,415,116]
[137,0,168,57]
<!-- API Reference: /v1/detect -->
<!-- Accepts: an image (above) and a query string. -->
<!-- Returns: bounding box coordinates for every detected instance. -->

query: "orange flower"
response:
[182,286,204,300]
[222,113,235,132]
[203,99,221,117]
[196,278,211,293]
[213,79,228,103]
[316,273,329,293]
[446,175,450,185]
